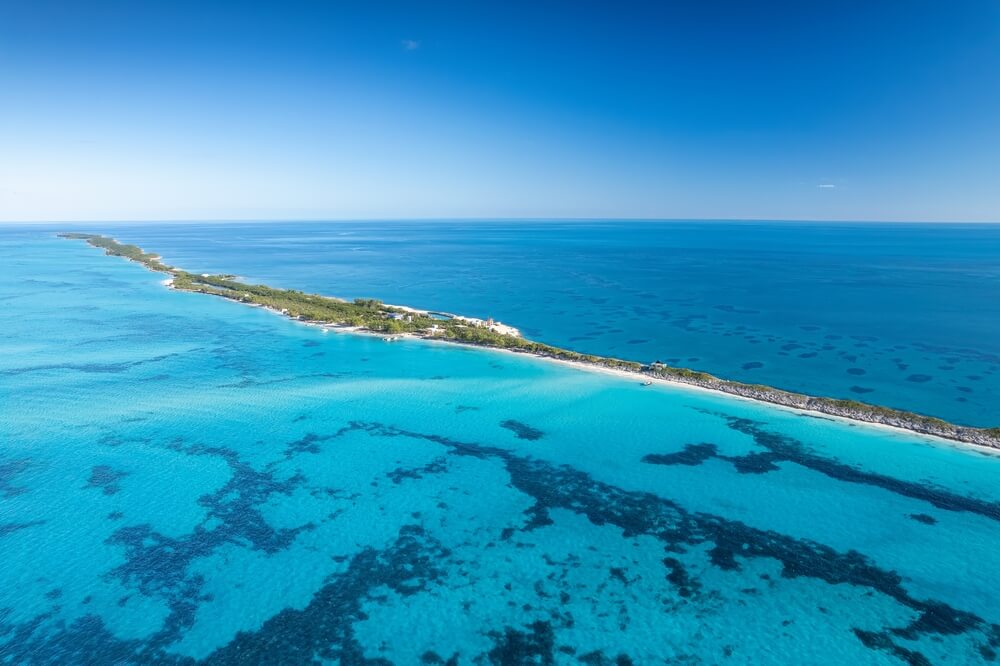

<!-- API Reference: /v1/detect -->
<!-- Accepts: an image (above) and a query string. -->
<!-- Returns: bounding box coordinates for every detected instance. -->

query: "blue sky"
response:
[2,0,998,221]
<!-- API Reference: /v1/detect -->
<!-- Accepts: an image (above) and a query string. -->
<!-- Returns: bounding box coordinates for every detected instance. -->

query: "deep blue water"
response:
[3,227,1000,664]
[76,220,1000,427]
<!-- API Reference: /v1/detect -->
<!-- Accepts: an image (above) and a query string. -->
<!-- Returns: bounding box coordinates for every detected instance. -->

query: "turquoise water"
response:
[80,220,1000,427]
[3,229,1000,663]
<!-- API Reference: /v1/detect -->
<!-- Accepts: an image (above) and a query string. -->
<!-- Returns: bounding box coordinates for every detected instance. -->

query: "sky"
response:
[1,0,999,222]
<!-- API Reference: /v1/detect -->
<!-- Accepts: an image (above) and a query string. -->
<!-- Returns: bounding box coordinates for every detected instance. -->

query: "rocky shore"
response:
[643,366,1000,449]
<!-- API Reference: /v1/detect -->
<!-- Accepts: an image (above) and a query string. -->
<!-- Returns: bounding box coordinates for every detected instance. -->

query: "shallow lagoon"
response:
[3,230,1000,663]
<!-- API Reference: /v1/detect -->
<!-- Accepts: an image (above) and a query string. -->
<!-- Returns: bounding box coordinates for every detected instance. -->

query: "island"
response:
[60,232,1000,451]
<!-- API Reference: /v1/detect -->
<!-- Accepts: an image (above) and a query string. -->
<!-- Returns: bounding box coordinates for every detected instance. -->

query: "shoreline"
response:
[237,311,1000,455]
[409,333,1000,453]
[58,232,1000,452]
[482,344,1000,454]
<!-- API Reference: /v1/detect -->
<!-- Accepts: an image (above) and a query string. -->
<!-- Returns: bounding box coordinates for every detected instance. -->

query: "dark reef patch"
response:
[486,620,555,665]
[907,374,933,383]
[578,650,635,665]
[849,386,875,394]
[284,432,328,457]
[217,372,359,390]
[5,416,999,662]
[643,443,780,475]
[0,352,180,377]
[420,650,459,665]
[642,444,718,467]
[852,629,931,666]
[320,421,998,655]
[727,452,782,474]
[103,440,311,648]
[909,513,937,525]
[85,465,129,495]
[662,557,700,598]
[0,459,32,498]
[0,520,46,538]
[500,420,544,441]
[846,368,866,376]
[741,362,763,370]
[202,525,448,665]
[706,412,1000,523]
[386,457,449,484]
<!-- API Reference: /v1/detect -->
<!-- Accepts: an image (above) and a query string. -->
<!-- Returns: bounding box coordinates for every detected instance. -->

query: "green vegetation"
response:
[648,364,716,382]
[816,398,953,429]
[171,271,437,332]
[58,233,649,371]
[60,232,173,272]
[59,232,1000,449]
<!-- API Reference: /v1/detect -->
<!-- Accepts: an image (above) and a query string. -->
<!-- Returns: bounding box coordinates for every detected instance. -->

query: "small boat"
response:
[642,380,652,386]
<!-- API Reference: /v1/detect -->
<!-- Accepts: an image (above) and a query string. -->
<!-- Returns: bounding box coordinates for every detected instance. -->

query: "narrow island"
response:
[60,232,1000,451]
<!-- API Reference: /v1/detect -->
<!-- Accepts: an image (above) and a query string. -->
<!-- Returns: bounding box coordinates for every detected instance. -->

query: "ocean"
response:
[84,220,1000,428]
[2,224,1000,663]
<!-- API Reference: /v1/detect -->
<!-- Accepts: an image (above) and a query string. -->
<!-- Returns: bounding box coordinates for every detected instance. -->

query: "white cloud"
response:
[401,39,421,51]
[818,183,836,189]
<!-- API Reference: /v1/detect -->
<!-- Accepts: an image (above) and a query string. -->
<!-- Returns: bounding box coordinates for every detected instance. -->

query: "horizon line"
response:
[3,216,1000,226]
